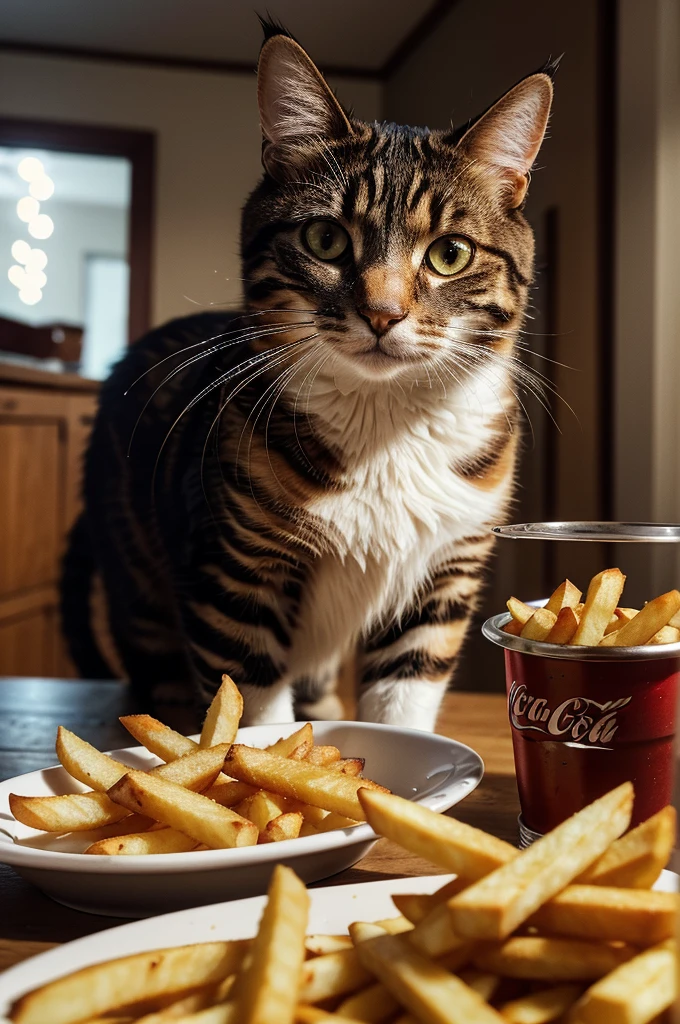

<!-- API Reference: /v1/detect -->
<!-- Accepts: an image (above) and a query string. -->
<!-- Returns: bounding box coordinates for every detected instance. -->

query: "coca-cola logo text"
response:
[508,681,632,747]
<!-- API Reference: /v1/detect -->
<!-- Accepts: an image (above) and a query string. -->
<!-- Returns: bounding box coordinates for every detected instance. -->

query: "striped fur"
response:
[61,25,554,730]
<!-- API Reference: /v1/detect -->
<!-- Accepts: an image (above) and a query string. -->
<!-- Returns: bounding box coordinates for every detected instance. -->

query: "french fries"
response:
[10,784,678,1024]
[233,864,309,1024]
[448,783,633,939]
[504,570,680,647]
[224,746,389,821]
[570,569,626,646]
[9,681,385,853]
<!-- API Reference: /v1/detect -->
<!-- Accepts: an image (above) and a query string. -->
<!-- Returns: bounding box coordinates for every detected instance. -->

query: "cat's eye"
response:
[425,236,474,277]
[303,220,350,262]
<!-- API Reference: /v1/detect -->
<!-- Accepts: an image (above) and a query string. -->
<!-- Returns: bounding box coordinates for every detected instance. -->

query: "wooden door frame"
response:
[0,117,155,343]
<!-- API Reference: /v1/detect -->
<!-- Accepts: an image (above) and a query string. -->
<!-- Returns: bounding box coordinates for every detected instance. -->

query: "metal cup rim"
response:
[482,610,680,662]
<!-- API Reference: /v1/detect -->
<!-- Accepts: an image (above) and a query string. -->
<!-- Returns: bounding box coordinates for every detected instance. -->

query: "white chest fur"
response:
[285,366,512,678]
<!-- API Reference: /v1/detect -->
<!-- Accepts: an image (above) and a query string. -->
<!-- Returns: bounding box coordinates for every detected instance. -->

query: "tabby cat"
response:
[61,23,554,731]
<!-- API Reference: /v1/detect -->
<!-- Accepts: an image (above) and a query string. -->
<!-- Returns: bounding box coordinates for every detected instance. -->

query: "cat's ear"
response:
[257,30,352,179]
[452,72,553,208]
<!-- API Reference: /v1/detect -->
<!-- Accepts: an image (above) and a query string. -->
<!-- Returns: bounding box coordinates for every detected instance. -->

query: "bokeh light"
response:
[11,240,31,264]
[17,157,45,182]
[8,265,26,289]
[25,248,48,271]
[28,214,54,240]
[29,175,55,201]
[17,197,40,223]
[18,285,43,306]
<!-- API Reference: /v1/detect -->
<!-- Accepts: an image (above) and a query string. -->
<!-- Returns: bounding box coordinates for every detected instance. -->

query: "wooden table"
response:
[0,678,517,974]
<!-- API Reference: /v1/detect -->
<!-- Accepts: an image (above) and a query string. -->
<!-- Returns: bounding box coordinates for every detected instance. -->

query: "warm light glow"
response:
[29,175,54,201]
[28,214,54,240]
[8,265,26,289]
[17,197,40,223]
[24,267,47,289]
[25,248,47,271]
[18,285,43,306]
[17,157,45,182]
[11,240,31,264]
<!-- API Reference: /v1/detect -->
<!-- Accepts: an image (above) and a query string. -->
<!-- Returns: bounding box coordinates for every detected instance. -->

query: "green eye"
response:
[425,236,474,276]
[303,220,350,261]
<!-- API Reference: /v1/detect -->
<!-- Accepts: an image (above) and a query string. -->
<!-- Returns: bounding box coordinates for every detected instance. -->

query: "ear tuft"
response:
[455,73,553,208]
[257,34,352,179]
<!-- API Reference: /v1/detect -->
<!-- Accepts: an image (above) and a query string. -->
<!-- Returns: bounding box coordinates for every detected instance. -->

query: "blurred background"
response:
[0,0,677,693]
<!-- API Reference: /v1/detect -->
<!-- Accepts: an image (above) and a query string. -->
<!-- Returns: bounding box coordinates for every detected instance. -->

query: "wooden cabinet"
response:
[0,365,98,677]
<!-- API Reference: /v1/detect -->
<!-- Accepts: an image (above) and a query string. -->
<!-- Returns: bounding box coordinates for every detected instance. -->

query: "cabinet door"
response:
[0,421,62,598]
[0,605,57,676]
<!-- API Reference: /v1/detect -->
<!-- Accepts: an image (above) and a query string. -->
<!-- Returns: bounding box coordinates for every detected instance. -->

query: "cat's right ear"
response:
[257,31,353,180]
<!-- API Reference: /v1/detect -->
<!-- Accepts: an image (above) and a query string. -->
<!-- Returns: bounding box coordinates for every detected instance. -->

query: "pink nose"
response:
[357,307,407,336]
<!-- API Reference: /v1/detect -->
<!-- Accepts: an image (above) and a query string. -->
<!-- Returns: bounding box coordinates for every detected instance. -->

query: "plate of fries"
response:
[0,677,483,917]
[484,567,680,657]
[0,783,676,1024]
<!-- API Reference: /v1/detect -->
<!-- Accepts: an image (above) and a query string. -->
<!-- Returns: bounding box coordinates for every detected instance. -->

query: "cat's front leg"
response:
[357,541,491,731]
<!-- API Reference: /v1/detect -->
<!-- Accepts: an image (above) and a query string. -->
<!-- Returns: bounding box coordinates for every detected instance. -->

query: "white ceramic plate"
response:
[0,870,675,1022]
[0,720,483,917]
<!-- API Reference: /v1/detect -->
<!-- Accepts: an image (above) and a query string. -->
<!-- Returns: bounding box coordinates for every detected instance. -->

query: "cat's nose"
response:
[357,306,408,336]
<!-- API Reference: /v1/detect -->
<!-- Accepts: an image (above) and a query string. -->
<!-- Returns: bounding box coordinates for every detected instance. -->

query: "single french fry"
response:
[299,821,320,838]
[646,624,680,644]
[9,791,130,832]
[330,758,365,777]
[234,791,289,832]
[353,931,506,1024]
[56,727,133,791]
[545,579,582,616]
[266,723,314,758]
[358,790,515,878]
[205,779,256,808]
[519,608,556,641]
[449,783,633,940]
[305,745,342,767]
[498,983,582,1023]
[578,806,676,888]
[315,812,360,833]
[200,675,243,748]
[392,878,469,925]
[528,884,677,945]
[295,1009,367,1024]
[84,827,198,856]
[233,864,309,1024]
[299,948,373,1004]
[336,981,399,1022]
[545,606,580,644]
[9,941,248,1024]
[260,812,303,843]
[472,936,635,981]
[569,939,675,1023]
[457,970,499,1002]
[570,569,626,646]
[598,589,680,647]
[373,916,413,936]
[406,903,470,958]
[503,618,524,636]
[224,746,388,821]
[119,715,198,761]
[305,935,354,956]
[107,770,258,849]
[507,597,535,624]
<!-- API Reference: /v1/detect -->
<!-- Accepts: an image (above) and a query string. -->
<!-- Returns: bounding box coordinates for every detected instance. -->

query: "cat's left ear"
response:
[257,30,353,180]
[452,72,554,208]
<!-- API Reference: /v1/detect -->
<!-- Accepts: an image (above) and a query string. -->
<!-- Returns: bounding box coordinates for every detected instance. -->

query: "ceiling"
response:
[0,0,439,75]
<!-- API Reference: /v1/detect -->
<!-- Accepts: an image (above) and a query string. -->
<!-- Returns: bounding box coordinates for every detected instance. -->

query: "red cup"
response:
[483,611,679,838]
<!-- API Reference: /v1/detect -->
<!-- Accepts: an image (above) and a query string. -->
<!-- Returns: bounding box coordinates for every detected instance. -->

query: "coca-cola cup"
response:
[482,610,680,846]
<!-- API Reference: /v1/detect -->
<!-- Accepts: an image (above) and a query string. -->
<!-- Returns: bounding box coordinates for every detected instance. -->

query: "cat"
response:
[61,22,554,731]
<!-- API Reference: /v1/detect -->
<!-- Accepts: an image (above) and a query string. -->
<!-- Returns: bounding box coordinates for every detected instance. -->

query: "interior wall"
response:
[385,0,603,690]
[0,51,382,330]
[613,0,680,603]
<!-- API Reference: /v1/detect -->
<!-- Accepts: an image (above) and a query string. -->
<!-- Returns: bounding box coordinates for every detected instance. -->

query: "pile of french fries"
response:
[9,676,387,854]
[9,782,678,1024]
[504,568,680,647]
